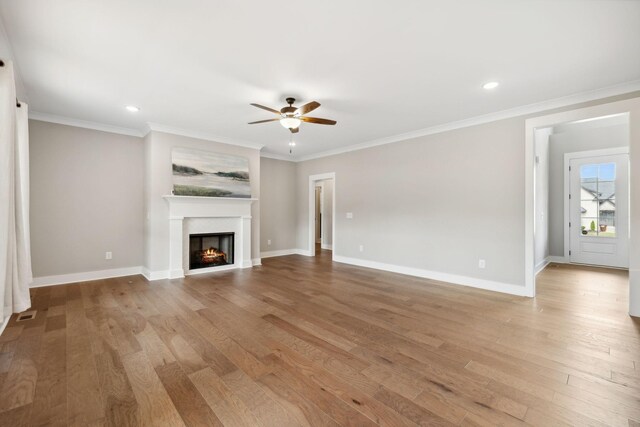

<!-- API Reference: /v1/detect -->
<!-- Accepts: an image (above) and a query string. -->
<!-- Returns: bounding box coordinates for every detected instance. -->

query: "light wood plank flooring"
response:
[0,252,638,426]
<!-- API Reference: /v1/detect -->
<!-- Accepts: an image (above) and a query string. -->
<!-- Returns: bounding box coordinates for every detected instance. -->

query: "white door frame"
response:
[315,183,323,243]
[563,147,629,263]
[525,97,640,318]
[308,172,335,258]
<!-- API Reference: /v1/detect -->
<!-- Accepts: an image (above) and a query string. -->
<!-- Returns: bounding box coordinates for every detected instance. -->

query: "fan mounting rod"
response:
[281,98,297,115]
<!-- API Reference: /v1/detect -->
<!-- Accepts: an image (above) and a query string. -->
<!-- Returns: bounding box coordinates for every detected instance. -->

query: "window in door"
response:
[579,162,616,237]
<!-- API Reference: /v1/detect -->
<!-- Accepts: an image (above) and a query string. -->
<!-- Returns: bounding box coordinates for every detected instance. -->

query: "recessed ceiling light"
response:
[482,81,499,90]
[125,105,140,112]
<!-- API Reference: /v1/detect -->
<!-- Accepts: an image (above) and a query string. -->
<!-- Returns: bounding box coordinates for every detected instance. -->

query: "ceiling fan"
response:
[248,97,337,133]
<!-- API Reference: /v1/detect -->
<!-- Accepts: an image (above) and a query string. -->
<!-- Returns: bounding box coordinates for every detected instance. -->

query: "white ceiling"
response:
[1,0,639,159]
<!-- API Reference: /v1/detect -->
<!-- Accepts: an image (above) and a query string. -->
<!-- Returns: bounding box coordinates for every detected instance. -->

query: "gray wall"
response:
[26,91,640,306]
[296,118,526,286]
[29,121,261,279]
[548,123,629,256]
[29,120,144,276]
[292,93,640,290]
[260,157,297,252]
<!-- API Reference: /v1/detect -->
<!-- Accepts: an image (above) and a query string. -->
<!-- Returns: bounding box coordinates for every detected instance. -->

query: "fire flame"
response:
[200,247,227,263]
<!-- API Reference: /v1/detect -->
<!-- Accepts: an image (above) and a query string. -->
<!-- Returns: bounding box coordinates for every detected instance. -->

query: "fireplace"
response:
[189,232,234,270]
[163,196,254,278]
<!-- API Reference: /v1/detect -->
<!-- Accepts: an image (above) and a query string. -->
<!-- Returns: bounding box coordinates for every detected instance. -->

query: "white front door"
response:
[569,154,629,268]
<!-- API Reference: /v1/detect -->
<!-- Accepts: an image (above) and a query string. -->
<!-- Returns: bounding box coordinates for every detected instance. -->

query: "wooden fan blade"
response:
[289,127,299,134]
[295,101,320,116]
[248,118,281,124]
[300,116,336,125]
[250,103,281,115]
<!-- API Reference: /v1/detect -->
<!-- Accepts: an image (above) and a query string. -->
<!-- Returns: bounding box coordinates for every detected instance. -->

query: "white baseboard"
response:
[168,269,185,279]
[535,255,569,275]
[30,266,144,288]
[630,269,639,318]
[547,256,569,264]
[321,243,333,250]
[261,249,297,258]
[535,258,551,275]
[141,267,169,281]
[333,255,529,297]
[252,258,262,266]
[261,248,311,258]
[0,315,10,337]
[31,261,262,284]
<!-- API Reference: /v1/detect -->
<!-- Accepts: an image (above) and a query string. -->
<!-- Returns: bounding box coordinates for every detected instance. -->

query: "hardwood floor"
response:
[0,255,638,426]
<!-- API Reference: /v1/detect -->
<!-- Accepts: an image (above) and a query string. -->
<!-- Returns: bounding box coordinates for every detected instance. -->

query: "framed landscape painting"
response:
[171,147,251,198]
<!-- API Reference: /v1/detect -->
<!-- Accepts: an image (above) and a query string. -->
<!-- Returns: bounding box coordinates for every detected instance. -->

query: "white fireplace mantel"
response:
[163,195,257,278]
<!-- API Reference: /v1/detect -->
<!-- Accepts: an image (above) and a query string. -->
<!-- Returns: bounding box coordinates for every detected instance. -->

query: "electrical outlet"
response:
[359,244,364,252]
[105,251,112,260]
[346,212,353,219]
[267,239,272,246]
[478,259,486,269]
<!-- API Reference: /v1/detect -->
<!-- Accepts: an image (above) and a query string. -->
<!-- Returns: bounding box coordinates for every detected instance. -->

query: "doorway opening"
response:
[526,100,638,316]
[315,185,322,245]
[533,113,629,273]
[308,173,335,258]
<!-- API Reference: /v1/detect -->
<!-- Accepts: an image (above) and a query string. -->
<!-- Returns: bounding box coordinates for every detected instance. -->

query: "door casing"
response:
[308,173,336,258]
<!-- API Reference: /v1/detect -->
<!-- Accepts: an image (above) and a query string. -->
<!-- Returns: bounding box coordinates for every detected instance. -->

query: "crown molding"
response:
[259,151,296,161]
[28,79,640,162]
[146,122,264,150]
[294,80,640,162]
[29,111,145,137]
[27,112,266,151]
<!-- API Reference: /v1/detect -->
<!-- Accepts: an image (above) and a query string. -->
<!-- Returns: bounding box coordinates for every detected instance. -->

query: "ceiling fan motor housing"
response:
[281,98,297,115]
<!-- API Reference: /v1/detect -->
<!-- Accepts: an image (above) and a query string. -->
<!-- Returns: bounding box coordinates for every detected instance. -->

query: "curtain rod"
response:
[0,59,22,107]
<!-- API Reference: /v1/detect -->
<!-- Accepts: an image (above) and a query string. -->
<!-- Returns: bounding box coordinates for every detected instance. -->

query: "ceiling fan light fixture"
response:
[280,117,301,129]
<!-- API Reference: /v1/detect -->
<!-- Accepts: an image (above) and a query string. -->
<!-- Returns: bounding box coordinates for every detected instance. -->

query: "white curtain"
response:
[1,60,32,322]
